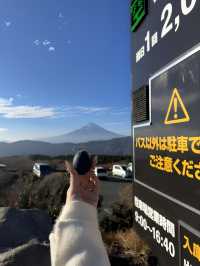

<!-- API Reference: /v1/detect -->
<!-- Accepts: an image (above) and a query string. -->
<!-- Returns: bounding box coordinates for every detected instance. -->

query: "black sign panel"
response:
[179,222,200,266]
[135,48,200,212]
[132,1,200,265]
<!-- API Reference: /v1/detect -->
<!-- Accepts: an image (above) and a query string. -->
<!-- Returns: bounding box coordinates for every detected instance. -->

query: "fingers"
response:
[91,155,97,169]
[88,164,100,193]
[65,154,98,191]
[91,157,99,182]
[65,161,79,188]
[92,172,100,190]
[65,160,72,173]
[65,157,99,207]
[86,156,97,178]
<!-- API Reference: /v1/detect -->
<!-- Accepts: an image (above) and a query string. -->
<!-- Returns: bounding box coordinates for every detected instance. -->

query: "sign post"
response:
[132,1,200,265]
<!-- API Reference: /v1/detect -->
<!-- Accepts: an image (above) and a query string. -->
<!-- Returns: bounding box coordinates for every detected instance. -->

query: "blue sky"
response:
[0,0,131,141]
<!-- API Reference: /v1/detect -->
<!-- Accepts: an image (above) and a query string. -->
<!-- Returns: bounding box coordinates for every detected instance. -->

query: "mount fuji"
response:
[40,123,125,144]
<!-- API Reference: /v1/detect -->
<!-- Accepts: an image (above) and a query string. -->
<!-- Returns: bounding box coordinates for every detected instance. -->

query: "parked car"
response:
[127,162,133,172]
[112,164,128,178]
[0,164,6,169]
[94,167,108,178]
[33,163,52,177]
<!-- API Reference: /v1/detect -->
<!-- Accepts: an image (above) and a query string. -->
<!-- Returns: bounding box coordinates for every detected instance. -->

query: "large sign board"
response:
[132,1,200,265]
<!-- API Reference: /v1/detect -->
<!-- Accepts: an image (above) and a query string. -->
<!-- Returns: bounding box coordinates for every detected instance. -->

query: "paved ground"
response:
[100,177,132,208]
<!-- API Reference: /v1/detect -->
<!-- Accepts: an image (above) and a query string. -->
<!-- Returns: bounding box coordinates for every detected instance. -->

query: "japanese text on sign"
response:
[135,0,198,63]
[149,155,200,181]
[134,196,175,238]
[136,136,200,154]
[183,235,200,263]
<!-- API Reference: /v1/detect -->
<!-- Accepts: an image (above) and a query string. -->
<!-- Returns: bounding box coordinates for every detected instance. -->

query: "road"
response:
[99,177,132,208]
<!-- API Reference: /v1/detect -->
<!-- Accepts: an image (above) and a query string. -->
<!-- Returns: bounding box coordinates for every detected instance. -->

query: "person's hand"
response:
[65,157,99,208]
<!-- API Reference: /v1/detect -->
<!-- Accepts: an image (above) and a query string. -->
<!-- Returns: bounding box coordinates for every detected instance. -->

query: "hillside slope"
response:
[0,137,132,157]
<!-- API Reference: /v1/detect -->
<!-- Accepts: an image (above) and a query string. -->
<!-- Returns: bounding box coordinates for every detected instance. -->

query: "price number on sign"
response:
[136,0,198,63]
[161,0,197,38]
[181,0,197,15]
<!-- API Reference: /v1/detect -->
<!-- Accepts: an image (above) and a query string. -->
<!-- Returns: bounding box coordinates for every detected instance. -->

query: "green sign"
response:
[130,0,147,32]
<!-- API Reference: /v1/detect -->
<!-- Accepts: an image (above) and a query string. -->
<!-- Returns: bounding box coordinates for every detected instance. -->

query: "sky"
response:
[0,0,131,141]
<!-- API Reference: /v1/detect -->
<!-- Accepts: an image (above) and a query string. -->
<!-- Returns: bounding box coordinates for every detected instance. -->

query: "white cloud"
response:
[43,40,51,46]
[48,46,55,52]
[5,21,11,27]
[0,98,119,120]
[103,121,129,126]
[0,106,57,118]
[0,97,58,119]
[63,106,110,117]
[34,40,55,52]
[34,40,40,46]
[0,97,13,106]
[111,107,130,116]
[112,111,128,116]
[58,12,64,19]
[61,106,130,118]
[75,106,109,113]
[0,128,8,132]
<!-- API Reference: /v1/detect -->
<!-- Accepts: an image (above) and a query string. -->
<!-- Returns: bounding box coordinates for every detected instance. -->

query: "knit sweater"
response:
[49,200,111,266]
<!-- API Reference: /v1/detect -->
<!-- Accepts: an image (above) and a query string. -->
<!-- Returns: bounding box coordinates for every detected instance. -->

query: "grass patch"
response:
[100,184,151,266]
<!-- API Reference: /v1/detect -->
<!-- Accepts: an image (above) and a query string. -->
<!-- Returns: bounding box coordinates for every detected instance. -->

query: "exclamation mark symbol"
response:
[174,97,178,119]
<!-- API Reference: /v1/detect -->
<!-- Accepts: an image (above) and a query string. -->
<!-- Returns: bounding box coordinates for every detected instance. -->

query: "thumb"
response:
[91,155,97,170]
[65,161,79,189]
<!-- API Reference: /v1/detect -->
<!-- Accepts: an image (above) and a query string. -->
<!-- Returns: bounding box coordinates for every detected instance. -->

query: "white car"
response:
[127,162,133,172]
[112,164,128,178]
[94,167,107,178]
[0,164,6,169]
[33,163,52,177]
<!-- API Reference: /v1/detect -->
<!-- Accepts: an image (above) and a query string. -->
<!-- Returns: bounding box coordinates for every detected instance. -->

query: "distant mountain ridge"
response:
[40,123,124,143]
[0,137,132,157]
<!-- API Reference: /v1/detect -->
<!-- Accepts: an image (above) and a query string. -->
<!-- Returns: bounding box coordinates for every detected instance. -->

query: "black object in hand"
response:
[73,150,92,175]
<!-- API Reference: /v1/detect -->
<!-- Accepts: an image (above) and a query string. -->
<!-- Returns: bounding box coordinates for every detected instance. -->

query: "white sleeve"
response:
[49,200,111,266]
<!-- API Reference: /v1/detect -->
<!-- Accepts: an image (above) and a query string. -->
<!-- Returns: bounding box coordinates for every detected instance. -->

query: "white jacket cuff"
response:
[58,200,98,226]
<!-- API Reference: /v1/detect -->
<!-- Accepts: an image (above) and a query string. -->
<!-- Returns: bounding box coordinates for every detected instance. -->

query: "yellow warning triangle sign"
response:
[164,88,190,125]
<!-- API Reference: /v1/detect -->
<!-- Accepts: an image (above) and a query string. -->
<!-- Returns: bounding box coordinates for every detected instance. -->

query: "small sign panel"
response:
[130,0,147,32]
[164,88,190,125]
[179,222,200,266]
